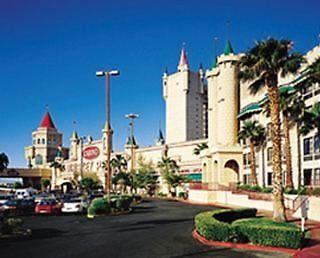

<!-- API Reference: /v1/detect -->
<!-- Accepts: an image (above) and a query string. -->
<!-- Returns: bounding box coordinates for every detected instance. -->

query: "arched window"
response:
[42,138,45,144]
[37,139,40,144]
[35,154,43,165]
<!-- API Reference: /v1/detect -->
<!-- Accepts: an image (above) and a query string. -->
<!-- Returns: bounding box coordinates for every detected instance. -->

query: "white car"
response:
[61,198,88,213]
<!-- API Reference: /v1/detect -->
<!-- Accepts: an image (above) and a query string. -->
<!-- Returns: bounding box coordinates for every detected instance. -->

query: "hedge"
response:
[88,198,110,215]
[233,218,303,249]
[194,208,304,249]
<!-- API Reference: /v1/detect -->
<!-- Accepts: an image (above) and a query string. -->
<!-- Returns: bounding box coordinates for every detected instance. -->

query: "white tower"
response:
[70,130,79,161]
[163,47,207,144]
[202,40,243,186]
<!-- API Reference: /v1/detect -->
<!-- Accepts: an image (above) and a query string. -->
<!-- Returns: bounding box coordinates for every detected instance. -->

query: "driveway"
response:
[0,199,291,258]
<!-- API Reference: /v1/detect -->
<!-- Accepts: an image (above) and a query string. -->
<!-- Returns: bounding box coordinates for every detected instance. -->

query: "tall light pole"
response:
[125,113,139,171]
[96,70,120,198]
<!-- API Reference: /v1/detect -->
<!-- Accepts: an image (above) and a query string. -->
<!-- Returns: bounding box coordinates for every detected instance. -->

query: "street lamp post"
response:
[96,70,120,200]
[125,113,139,171]
[79,136,86,181]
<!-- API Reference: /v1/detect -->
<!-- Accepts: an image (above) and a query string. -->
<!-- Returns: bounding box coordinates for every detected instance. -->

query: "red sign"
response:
[82,146,100,160]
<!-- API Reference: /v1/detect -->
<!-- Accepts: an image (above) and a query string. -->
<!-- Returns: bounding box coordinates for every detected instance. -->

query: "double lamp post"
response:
[96,70,120,197]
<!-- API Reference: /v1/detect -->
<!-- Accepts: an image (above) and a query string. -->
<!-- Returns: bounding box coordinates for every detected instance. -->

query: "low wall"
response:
[189,189,320,221]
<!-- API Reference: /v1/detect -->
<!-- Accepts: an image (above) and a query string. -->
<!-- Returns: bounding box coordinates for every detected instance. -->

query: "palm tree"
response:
[110,154,127,173]
[238,120,265,186]
[240,38,305,222]
[157,156,179,175]
[157,156,180,196]
[0,153,9,172]
[193,143,208,155]
[263,88,305,189]
[300,102,320,136]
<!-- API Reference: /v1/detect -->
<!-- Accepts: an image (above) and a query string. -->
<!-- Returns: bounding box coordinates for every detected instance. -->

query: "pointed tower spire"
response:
[178,44,189,72]
[224,40,234,55]
[212,56,218,69]
[39,111,56,129]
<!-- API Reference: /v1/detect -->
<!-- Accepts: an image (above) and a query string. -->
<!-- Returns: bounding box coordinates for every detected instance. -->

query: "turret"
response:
[70,130,79,161]
[206,40,240,147]
[163,46,207,143]
[155,129,165,146]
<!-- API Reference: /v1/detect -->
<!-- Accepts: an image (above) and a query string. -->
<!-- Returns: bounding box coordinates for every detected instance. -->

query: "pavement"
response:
[0,198,291,258]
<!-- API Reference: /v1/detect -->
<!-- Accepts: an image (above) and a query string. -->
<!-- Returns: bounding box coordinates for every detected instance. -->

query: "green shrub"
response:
[178,192,185,198]
[284,188,299,195]
[311,188,320,196]
[298,187,307,195]
[157,192,167,197]
[88,198,110,215]
[195,208,257,242]
[261,187,273,193]
[115,195,133,211]
[234,218,303,249]
[250,185,262,192]
[194,209,303,249]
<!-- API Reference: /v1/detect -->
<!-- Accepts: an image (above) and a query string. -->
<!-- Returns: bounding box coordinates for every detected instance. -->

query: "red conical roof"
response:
[39,111,56,129]
[178,48,189,68]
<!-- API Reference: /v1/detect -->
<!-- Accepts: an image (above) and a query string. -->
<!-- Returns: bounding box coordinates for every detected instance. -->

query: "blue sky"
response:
[1,0,319,167]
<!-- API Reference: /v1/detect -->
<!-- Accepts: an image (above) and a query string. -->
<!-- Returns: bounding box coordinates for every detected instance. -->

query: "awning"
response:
[237,102,262,119]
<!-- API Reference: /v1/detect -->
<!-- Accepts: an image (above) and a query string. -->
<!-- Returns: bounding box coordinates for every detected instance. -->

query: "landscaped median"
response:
[194,208,305,250]
[87,194,139,218]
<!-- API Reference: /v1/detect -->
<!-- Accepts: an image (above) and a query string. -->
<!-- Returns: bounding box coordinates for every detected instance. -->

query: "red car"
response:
[35,199,61,215]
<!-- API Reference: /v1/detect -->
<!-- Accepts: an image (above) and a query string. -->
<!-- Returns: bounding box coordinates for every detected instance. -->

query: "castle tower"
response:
[163,47,207,144]
[206,40,240,147]
[70,130,79,161]
[25,111,68,168]
[201,40,242,186]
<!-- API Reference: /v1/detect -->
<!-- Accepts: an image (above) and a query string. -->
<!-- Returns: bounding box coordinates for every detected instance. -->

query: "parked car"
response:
[35,199,61,215]
[61,198,89,214]
[16,199,36,215]
[0,193,14,204]
[0,200,18,216]
[15,188,38,200]
[34,193,55,203]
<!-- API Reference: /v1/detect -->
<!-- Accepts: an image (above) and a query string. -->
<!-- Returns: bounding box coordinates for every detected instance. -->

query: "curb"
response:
[192,229,297,255]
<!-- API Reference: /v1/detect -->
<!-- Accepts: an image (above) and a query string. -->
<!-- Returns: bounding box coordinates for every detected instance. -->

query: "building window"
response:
[267,147,272,164]
[33,139,36,145]
[35,154,43,165]
[48,139,51,145]
[42,138,45,144]
[303,169,312,186]
[243,174,250,184]
[314,135,320,154]
[313,168,320,186]
[303,137,312,161]
[267,172,272,186]
[53,138,57,145]
[37,139,40,144]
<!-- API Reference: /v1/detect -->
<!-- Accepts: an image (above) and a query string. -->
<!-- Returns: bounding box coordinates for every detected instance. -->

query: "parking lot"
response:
[0,199,291,258]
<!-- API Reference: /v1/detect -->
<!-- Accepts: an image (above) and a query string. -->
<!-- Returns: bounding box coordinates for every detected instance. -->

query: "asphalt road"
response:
[0,199,291,258]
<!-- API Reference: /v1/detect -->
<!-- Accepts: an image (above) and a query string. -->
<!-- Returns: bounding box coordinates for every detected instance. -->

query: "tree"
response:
[238,120,265,186]
[13,182,23,189]
[0,153,9,172]
[41,179,51,190]
[240,38,305,222]
[112,172,130,193]
[164,173,188,197]
[263,87,305,189]
[110,154,127,173]
[300,102,320,136]
[80,177,101,191]
[193,143,208,155]
[132,155,158,195]
[157,156,183,196]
